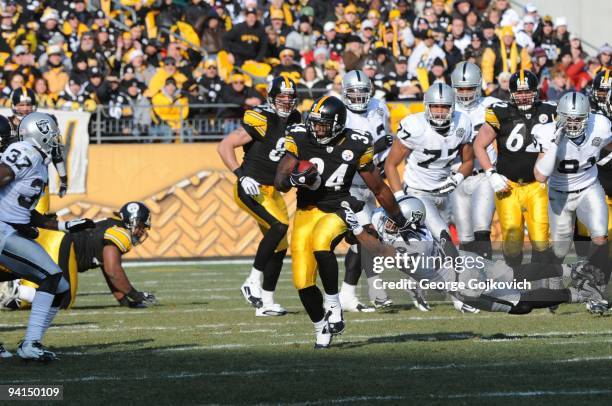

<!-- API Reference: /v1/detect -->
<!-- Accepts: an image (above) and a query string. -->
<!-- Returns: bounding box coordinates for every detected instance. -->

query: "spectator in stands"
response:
[516,15,536,52]
[38,8,62,47]
[597,44,612,70]
[201,14,225,56]
[373,43,395,76]
[56,76,97,112]
[481,21,500,51]
[146,56,188,98]
[4,45,39,88]
[297,65,319,101]
[408,29,446,77]
[432,0,451,29]
[1,71,25,104]
[363,58,387,100]
[268,9,293,47]
[490,71,511,100]
[482,26,531,89]
[272,48,302,81]
[197,60,224,106]
[42,45,70,97]
[223,8,268,66]
[386,55,422,101]
[87,67,111,105]
[553,17,570,51]
[151,77,189,142]
[285,16,316,57]
[465,32,486,67]
[450,17,470,54]
[464,9,480,37]
[343,34,366,72]
[33,77,54,108]
[443,32,463,75]
[534,16,558,62]
[312,60,339,93]
[546,68,571,101]
[218,73,263,133]
[109,79,151,137]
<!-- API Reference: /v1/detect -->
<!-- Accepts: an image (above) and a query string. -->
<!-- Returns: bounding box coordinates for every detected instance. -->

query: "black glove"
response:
[126,289,158,307]
[290,165,320,188]
[59,218,95,233]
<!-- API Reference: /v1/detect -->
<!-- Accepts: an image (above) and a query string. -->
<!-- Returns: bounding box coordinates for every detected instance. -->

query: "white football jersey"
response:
[346,98,390,186]
[535,113,612,192]
[397,111,473,190]
[454,96,499,170]
[0,141,49,226]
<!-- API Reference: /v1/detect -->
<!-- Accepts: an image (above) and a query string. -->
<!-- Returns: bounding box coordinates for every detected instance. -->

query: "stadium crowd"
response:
[0,0,611,139]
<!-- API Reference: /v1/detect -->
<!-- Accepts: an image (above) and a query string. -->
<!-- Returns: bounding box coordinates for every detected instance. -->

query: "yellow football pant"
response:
[234,183,289,251]
[494,180,550,257]
[35,186,51,214]
[16,229,78,309]
[291,207,347,290]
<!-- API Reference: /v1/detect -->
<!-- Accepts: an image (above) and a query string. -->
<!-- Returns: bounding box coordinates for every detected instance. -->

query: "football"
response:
[296,159,316,174]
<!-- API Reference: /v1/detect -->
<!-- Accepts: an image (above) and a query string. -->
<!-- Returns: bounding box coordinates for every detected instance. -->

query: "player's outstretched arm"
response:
[30,210,95,233]
[383,139,411,195]
[217,127,253,174]
[474,123,496,171]
[360,164,405,224]
[274,154,298,192]
[102,245,157,307]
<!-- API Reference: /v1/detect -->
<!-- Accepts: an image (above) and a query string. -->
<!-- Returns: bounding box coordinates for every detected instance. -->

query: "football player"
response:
[339,70,393,312]
[0,201,157,310]
[218,77,300,316]
[373,196,607,315]
[533,92,611,314]
[275,96,411,349]
[450,62,500,260]
[474,69,557,266]
[0,112,94,361]
[588,69,611,115]
[1,88,69,201]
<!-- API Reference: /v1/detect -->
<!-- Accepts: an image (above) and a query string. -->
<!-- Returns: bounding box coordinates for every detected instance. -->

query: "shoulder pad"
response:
[397,114,426,141]
[103,225,132,254]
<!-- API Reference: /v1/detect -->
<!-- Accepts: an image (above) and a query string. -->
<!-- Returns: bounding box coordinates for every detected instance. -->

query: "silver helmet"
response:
[451,61,482,108]
[342,70,372,112]
[424,83,455,133]
[18,112,61,154]
[557,92,590,139]
[372,196,426,244]
[398,196,426,228]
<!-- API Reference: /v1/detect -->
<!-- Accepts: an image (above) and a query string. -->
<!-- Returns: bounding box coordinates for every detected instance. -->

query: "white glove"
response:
[58,218,95,233]
[438,173,464,194]
[340,202,364,235]
[239,176,260,196]
[486,169,510,193]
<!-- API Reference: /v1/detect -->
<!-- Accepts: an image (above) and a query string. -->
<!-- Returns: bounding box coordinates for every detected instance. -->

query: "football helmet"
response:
[10,87,37,118]
[117,201,152,246]
[342,70,372,112]
[557,92,590,139]
[18,112,61,155]
[424,83,455,133]
[509,69,538,111]
[373,196,427,242]
[267,76,297,118]
[451,61,482,108]
[590,69,611,112]
[306,96,347,145]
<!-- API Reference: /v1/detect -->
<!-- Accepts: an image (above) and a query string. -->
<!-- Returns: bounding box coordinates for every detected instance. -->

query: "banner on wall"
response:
[0,108,90,194]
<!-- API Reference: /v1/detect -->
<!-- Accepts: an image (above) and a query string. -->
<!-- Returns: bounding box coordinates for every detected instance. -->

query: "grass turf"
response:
[1,263,611,405]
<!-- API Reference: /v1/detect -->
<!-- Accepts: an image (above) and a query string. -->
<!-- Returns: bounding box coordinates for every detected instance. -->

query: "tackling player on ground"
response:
[218,77,300,316]
[474,70,556,266]
[0,112,94,361]
[275,96,411,349]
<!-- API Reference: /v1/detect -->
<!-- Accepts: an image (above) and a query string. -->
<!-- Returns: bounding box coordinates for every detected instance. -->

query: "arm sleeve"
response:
[241,109,268,140]
[284,134,298,157]
[358,146,374,170]
[485,107,501,133]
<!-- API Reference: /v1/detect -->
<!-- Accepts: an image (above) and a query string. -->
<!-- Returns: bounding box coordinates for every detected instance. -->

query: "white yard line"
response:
[440,389,612,398]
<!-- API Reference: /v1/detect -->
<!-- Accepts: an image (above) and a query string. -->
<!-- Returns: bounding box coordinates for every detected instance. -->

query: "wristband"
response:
[233,167,245,179]
[485,168,497,177]
[57,221,67,232]
[393,190,405,199]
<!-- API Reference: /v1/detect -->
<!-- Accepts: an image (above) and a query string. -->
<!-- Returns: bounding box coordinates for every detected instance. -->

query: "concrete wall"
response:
[511,0,612,55]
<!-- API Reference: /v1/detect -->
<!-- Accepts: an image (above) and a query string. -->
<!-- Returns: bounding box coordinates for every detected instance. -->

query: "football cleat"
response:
[314,324,332,349]
[570,262,605,288]
[240,278,263,309]
[405,287,431,312]
[339,293,375,313]
[324,304,345,335]
[372,297,393,309]
[452,297,480,314]
[0,343,13,358]
[586,299,609,315]
[255,303,287,317]
[17,341,58,362]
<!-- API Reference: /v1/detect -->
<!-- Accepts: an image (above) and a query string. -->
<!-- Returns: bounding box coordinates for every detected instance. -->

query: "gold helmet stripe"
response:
[313,96,329,113]
[519,69,525,84]
[604,69,610,83]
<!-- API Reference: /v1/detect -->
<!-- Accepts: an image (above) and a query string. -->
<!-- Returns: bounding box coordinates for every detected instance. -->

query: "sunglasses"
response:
[207,65,217,69]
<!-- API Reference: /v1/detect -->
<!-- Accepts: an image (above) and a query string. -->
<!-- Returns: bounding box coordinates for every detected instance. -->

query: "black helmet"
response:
[10,87,37,118]
[267,76,297,118]
[117,202,151,246]
[590,69,611,112]
[0,115,15,153]
[509,69,538,111]
[306,95,346,145]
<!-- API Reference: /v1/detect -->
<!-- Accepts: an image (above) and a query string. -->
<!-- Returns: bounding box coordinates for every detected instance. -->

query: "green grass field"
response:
[1,262,611,405]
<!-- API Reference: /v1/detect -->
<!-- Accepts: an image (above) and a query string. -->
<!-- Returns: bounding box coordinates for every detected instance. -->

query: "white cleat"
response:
[339,294,375,313]
[240,278,263,309]
[324,303,345,335]
[453,300,480,314]
[17,341,58,362]
[372,297,393,309]
[0,343,12,358]
[406,287,431,312]
[255,303,288,316]
[586,299,609,315]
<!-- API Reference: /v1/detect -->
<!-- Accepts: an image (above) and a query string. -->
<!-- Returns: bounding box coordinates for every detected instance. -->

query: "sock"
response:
[473,230,492,260]
[248,267,263,283]
[24,291,54,342]
[324,293,340,308]
[340,281,356,297]
[262,250,286,291]
[298,286,325,323]
[314,251,339,295]
[44,307,60,332]
[314,318,326,333]
[344,247,361,285]
[261,289,274,306]
[519,288,570,307]
[253,222,288,271]
[367,275,387,302]
[512,263,563,281]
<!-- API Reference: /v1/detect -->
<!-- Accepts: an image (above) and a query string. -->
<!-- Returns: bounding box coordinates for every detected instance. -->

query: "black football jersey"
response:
[485,100,557,182]
[285,124,374,212]
[240,104,302,185]
[70,218,133,272]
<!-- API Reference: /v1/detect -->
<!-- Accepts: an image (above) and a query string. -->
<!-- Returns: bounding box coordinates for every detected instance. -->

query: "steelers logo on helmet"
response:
[10,87,37,119]
[267,76,297,118]
[509,70,538,112]
[307,96,347,145]
[118,201,152,246]
[127,202,140,214]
